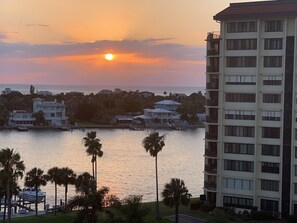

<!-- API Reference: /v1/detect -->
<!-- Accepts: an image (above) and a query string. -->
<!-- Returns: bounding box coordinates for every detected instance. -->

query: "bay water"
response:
[0,128,205,205]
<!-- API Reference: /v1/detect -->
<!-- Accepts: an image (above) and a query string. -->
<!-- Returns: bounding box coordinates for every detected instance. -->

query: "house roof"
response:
[214,0,297,21]
[144,108,173,113]
[155,100,181,106]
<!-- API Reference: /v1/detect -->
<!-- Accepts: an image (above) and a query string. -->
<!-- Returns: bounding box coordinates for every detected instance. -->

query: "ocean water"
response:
[0,84,205,96]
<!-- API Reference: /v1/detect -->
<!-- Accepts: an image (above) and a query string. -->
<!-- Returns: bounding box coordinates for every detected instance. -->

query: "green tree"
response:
[32,110,47,126]
[67,175,109,223]
[162,178,192,223]
[83,131,103,187]
[75,172,94,196]
[121,195,149,223]
[60,167,76,206]
[142,131,165,219]
[0,148,25,223]
[24,167,47,216]
[30,85,35,95]
[45,167,62,215]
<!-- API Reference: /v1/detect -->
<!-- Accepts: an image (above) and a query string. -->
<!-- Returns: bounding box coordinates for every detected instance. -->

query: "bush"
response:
[207,208,231,223]
[201,204,216,212]
[288,214,297,223]
[250,210,278,220]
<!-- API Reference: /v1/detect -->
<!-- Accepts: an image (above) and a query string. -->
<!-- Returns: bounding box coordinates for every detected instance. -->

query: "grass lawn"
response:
[11,198,205,223]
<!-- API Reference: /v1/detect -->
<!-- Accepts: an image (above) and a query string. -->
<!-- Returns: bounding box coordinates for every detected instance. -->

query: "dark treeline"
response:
[0,89,205,125]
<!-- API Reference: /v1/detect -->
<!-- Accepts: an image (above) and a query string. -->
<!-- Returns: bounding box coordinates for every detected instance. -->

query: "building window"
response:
[295,184,297,194]
[223,178,253,191]
[262,127,280,139]
[224,143,254,155]
[261,144,280,156]
[263,94,281,103]
[265,20,283,32]
[225,75,256,85]
[295,165,297,176]
[227,39,257,50]
[224,160,254,172]
[223,196,253,209]
[261,179,279,192]
[225,110,255,120]
[261,162,279,174]
[261,199,279,212]
[263,75,282,85]
[295,147,297,158]
[264,56,282,67]
[226,93,256,103]
[227,21,257,33]
[225,126,255,137]
[262,111,281,121]
[264,38,283,50]
[227,56,257,67]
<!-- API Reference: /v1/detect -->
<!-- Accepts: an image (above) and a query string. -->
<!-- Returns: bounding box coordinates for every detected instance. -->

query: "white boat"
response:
[19,188,46,203]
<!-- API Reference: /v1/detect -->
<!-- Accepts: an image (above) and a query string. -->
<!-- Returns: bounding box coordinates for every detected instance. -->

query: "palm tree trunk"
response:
[3,194,7,222]
[175,203,179,223]
[155,156,160,219]
[35,186,38,216]
[54,183,57,215]
[95,158,97,188]
[92,155,95,180]
[7,183,11,223]
[65,184,68,206]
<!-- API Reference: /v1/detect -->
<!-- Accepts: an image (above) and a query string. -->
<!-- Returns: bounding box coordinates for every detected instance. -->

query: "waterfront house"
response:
[37,90,53,96]
[132,100,183,127]
[9,98,68,127]
[33,98,67,126]
[154,100,181,113]
[8,110,35,126]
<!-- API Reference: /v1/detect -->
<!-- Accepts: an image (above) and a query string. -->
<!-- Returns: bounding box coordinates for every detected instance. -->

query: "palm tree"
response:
[45,167,62,215]
[75,172,95,196]
[24,167,47,216]
[162,178,192,223]
[67,172,109,223]
[60,167,76,206]
[0,148,25,223]
[83,131,103,186]
[142,131,165,219]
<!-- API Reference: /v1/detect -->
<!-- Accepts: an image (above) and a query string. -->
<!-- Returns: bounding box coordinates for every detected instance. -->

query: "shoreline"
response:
[0,124,205,131]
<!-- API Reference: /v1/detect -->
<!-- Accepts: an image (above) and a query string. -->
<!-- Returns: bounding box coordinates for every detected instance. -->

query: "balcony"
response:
[204,181,217,191]
[206,116,218,124]
[205,148,217,157]
[206,81,219,90]
[205,132,218,140]
[205,164,217,174]
[207,66,219,73]
[206,99,218,107]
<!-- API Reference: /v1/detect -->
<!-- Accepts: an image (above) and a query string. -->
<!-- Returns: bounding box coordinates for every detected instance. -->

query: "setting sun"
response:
[104,53,114,61]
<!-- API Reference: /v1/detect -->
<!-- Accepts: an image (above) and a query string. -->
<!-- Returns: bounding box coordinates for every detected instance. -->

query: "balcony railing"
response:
[205,132,218,140]
[205,149,217,157]
[204,181,217,191]
[207,48,220,56]
[206,99,218,107]
[207,66,219,73]
[206,116,218,124]
[204,164,217,174]
[206,82,219,90]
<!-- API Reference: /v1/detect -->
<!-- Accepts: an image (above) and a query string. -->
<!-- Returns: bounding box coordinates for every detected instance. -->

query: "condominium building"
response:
[205,0,297,218]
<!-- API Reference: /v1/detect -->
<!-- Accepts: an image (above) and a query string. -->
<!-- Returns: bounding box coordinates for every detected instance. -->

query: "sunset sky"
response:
[0,0,262,87]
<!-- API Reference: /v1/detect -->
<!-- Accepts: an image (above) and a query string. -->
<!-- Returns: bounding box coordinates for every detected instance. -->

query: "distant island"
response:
[0,86,205,128]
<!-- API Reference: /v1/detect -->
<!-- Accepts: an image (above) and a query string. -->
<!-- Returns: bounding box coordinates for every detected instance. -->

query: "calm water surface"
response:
[0,128,205,205]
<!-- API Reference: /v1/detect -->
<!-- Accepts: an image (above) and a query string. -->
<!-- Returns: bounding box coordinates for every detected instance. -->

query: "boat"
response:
[16,126,29,131]
[19,188,46,203]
